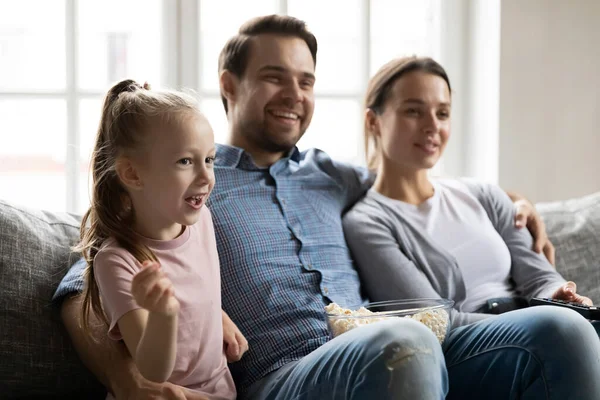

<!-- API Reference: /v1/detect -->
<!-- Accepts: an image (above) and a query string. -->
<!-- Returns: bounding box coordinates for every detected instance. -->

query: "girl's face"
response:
[369,71,451,172]
[130,112,216,238]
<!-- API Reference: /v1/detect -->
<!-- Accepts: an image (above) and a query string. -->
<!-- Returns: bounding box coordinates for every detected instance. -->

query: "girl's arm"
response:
[61,295,201,399]
[118,309,178,382]
[94,250,180,384]
[118,261,180,383]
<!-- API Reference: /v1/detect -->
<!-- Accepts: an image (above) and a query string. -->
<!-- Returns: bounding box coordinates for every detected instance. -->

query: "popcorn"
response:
[325,302,449,344]
[409,307,449,344]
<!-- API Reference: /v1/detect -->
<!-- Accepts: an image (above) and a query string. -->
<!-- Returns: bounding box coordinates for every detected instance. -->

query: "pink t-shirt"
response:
[94,207,236,400]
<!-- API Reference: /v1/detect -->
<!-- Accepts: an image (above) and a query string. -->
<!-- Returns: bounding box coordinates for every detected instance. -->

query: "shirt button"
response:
[323,287,329,294]
[306,264,313,270]
[281,198,286,205]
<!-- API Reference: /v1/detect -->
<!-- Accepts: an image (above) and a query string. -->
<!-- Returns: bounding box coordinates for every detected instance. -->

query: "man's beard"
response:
[242,119,304,154]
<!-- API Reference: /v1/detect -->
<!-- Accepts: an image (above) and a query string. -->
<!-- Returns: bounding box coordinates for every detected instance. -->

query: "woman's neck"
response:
[373,162,434,205]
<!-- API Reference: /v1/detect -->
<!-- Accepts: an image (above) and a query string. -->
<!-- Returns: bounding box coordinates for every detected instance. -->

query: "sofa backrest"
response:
[538,191,600,303]
[0,200,104,398]
[0,191,598,397]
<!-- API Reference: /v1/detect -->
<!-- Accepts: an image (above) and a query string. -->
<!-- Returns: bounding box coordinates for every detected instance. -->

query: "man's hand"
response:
[552,281,593,306]
[115,377,208,400]
[512,197,556,266]
[222,310,249,363]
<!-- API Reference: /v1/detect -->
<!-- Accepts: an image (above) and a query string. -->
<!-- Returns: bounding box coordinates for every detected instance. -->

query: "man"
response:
[56,14,600,400]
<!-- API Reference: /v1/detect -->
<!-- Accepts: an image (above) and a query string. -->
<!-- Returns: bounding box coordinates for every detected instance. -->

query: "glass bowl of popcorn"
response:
[325,299,454,344]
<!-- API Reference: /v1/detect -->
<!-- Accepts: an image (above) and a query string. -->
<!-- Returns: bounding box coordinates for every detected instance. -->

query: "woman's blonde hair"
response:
[364,56,451,170]
[74,79,201,333]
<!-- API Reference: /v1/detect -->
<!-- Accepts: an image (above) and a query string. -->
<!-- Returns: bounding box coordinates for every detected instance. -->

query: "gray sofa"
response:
[1,192,599,398]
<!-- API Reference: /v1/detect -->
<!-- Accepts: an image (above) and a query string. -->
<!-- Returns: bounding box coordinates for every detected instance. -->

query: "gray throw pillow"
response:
[537,192,600,303]
[0,200,104,398]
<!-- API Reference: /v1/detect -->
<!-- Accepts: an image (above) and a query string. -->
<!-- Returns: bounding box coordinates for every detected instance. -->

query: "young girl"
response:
[76,79,245,399]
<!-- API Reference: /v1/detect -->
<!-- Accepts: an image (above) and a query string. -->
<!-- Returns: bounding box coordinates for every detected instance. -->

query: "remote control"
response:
[529,298,600,320]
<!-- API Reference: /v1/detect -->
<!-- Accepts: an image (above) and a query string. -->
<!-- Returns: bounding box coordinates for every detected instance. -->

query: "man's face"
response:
[229,34,316,156]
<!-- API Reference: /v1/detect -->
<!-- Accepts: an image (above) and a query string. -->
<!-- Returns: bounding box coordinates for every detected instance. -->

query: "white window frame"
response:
[0,0,179,213]
[1,0,465,213]
[184,0,372,98]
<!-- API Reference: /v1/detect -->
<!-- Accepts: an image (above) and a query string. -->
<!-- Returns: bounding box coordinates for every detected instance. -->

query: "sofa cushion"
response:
[537,191,600,303]
[0,200,104,398]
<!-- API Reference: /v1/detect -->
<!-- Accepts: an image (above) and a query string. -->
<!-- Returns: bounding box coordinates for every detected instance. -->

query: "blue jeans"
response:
[247,307,600,400]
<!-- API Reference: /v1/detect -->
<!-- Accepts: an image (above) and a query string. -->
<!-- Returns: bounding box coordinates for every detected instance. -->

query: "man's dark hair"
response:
[218,14,318,113]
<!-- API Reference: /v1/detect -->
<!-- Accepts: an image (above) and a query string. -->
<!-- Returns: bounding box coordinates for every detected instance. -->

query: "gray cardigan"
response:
[342,179,566,327]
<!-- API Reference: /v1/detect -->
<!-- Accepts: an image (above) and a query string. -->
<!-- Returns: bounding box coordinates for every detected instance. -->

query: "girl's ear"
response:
[365,108,381,138]
[115,157,143,190]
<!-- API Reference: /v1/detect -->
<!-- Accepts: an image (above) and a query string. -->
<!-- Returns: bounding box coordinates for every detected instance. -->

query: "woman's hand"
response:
[552,281,593,306]
[512,197,556,266]
[222,310,249,362]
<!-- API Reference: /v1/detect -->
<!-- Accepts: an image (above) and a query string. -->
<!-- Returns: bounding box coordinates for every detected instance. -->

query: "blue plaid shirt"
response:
[54,143,373,395]
[210,144,372,394]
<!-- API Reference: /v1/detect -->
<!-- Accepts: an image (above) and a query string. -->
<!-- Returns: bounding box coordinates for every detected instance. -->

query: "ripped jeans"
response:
[246,307,600,400]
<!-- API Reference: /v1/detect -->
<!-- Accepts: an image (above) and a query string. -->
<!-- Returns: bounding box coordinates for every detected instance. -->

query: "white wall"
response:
[499,0,600,202]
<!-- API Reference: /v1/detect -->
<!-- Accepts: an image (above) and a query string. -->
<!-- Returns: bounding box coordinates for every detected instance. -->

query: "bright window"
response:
[0,0,440,213]
[0,0,164,213]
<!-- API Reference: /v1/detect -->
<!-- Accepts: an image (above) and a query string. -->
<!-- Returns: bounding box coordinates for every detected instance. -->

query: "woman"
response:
[343,56,593,328]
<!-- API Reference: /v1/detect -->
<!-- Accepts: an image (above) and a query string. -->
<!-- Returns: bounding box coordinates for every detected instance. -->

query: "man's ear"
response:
[115,157,143,191]
[365,108,381,138]
[220,70,239,106]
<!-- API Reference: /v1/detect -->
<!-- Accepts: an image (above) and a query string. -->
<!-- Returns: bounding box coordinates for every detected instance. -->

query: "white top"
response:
[388,180,515,312]
[343,178,566,327]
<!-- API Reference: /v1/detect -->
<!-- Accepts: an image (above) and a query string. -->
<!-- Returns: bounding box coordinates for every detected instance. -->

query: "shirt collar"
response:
[215,143,301,170]
[215,143,246,168]
[288,146,301,163]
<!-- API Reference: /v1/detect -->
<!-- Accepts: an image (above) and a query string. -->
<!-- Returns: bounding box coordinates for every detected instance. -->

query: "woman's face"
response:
[370,71,451,172]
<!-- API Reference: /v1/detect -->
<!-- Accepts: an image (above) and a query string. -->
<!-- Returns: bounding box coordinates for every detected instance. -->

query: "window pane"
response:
[297,98,361,164]
[78,98,103,213]
[79,99,103,162]
[200,98,229,146]
[0,100,67,211]
[0,0,66,91]
[78,0,163,91]
[288,0,363,94]
[199,0,279,92]
[370,0,440,74]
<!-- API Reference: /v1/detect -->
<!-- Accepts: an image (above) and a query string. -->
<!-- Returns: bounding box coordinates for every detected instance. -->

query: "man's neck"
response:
[227,138,286,168]
[246,148,286,168]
